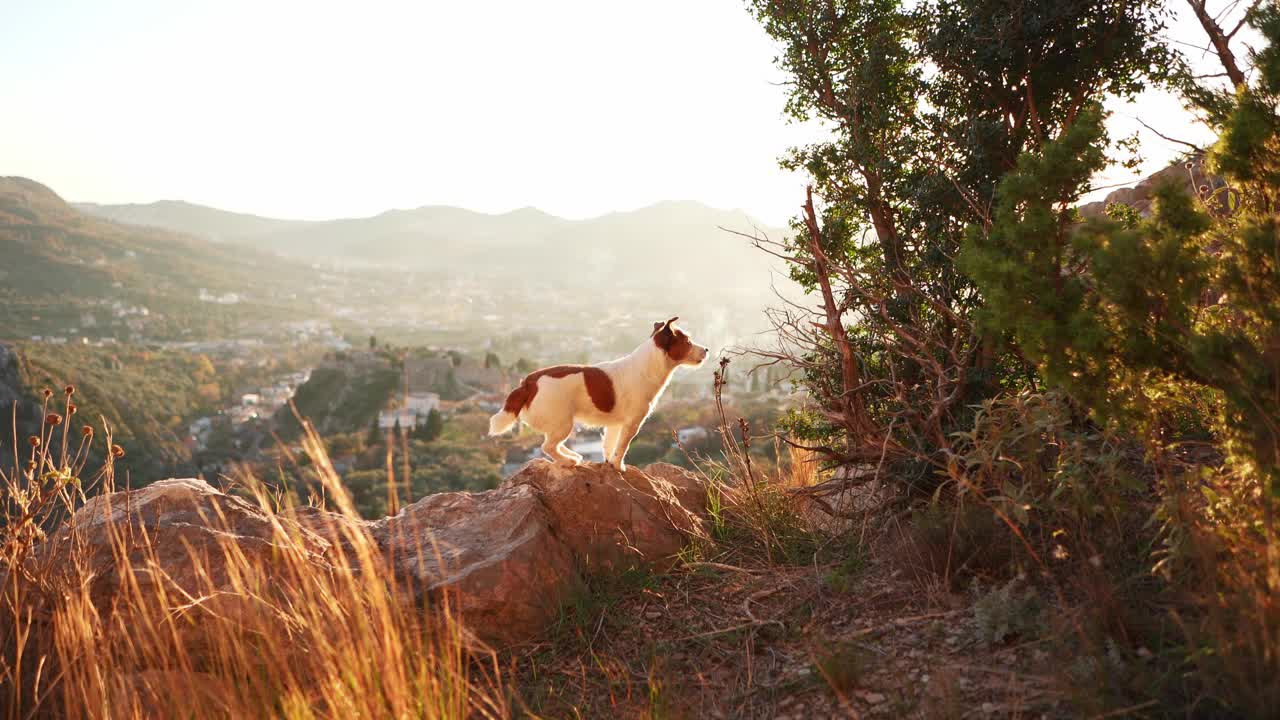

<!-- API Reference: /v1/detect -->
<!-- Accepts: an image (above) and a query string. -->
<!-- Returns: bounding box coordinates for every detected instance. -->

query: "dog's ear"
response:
[652,318,677,349]
[652,317,678,336]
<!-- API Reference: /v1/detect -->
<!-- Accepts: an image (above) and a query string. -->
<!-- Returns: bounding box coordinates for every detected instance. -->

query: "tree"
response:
[414,408,444,442]
[964,4,1280,491]
[484,352,501,370]
[369,335,377,350]
[747,0,1169,477]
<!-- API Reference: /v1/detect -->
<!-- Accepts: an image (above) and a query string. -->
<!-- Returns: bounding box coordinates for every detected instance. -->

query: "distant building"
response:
[378,409,419,430]
[227,405,260,426]
[676,426,710,445]
[188,417,213,451]
[405,392,440,415]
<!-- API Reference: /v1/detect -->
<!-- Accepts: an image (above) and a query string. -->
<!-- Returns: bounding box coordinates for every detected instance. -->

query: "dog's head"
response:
[651,317,710,367]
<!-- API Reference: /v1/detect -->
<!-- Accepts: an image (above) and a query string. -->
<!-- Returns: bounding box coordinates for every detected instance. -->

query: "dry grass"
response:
[2,391,506,719]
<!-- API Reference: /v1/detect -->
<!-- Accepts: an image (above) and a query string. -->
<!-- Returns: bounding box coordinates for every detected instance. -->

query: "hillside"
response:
[0,177,315,339]
[73,199,311,243]
[77,197,789,294]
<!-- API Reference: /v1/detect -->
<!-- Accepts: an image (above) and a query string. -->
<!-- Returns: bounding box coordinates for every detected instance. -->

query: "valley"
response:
[1,175,797,515]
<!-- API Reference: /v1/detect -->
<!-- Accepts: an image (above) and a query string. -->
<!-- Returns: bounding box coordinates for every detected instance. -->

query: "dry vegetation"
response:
[4,338,1278,720]
[2,390,505,720]
[0,378,1113,720]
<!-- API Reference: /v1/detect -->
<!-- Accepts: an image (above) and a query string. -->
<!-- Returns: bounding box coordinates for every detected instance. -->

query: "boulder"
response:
[38,461,708,649]
[505,460,709,571]
[371,481,579,646]
[46,477,332,609]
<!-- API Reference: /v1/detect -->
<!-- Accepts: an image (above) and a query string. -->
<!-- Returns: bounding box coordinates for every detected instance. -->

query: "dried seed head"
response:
[45,413,63,427]
[68,404,77,415]
[25,460,36,472]
[81,425,94,437]
[111,445,126,458]
[28,436,41,448]
[42,388,53,399]
[64,385,76,396]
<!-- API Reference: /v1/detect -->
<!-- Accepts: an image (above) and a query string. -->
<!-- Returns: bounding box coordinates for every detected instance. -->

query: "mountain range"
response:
[75,197,789,293]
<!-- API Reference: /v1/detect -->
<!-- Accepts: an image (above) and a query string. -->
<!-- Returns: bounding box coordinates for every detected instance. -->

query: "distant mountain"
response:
[76,197,790,293]
[74,199,310,243]
[1,177,313,339]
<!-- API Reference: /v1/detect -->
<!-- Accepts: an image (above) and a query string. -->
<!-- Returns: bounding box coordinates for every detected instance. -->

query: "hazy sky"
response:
[0,1,1253,225]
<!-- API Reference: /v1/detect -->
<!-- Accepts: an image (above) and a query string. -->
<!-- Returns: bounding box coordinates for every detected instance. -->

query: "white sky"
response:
[0,1,1256,225]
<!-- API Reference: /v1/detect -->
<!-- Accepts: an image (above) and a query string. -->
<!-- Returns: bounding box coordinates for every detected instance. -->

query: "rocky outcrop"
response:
[507,460,709,571]
[40,460,708,647]
[1078,154,1226,220]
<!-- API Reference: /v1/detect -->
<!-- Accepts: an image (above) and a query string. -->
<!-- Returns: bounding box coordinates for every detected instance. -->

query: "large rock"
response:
[38,460,708,649]
[1078,154,1227,220]
[506,461,709,572]
[371,480,579,646]
[48,477,331,600]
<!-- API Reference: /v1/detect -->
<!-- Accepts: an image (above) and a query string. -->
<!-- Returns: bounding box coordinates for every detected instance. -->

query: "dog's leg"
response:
[541,426,580,467]
[608,422,643,472]
[602,425,618,464]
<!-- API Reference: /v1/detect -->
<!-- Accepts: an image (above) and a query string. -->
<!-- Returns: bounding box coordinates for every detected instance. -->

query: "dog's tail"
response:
[488,381,534,436]
[488,409,519,436]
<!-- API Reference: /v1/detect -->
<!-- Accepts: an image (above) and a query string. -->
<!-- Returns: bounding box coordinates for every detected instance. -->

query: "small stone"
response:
[644,609,662,620]
[857,691,886,705]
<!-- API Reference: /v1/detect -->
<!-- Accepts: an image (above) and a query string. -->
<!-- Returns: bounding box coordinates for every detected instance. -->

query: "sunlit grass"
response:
[2,388,506,719]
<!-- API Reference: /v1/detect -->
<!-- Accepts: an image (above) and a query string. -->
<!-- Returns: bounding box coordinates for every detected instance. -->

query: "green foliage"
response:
[965,20,1280,492]
[412,409,444,442]
[276,367,400,440]
[7,342,311,482]
[750,0,1169,476]
[948,10,1280,714]
[822,538,866,594]
[970,577,1043,648]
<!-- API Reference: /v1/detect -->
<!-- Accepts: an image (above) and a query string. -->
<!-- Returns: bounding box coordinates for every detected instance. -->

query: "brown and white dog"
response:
[488,317,709,471]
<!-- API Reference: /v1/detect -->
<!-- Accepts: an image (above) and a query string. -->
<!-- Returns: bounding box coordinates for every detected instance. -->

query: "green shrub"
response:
[971,577,1042,647]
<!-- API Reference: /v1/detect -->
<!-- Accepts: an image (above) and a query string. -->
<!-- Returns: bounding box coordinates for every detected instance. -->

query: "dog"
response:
[488,317,710,471]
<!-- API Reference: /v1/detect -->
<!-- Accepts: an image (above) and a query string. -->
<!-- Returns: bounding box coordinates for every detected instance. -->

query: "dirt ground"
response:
[508,513,1069,720]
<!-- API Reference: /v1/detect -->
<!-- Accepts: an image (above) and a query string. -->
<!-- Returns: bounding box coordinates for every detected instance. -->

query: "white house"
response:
[378,409,419,430]
[676,426,710,445]
[405,392,440,416]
